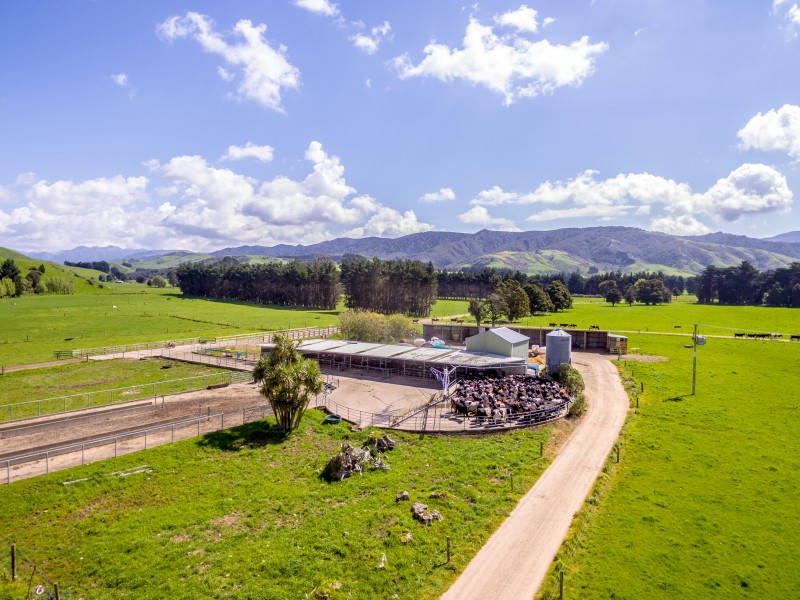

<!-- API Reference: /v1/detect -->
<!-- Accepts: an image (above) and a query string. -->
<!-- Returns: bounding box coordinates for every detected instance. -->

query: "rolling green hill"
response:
[1,247,108,294]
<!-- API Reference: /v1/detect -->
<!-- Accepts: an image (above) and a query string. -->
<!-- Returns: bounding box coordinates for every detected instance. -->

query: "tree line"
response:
[695,261,800,307]
[339,255,437,316]
[436,267,686,300]
[175,257,340,309]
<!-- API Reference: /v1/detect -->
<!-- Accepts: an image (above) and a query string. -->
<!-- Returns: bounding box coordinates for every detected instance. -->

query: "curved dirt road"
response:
[441,351,629,600]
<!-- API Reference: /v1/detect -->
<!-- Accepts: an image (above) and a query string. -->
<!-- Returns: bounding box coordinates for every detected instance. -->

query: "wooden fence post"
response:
[10,543,16,581]
[54,583,60,600]
[559,568,564,599]
[446,536,451,563]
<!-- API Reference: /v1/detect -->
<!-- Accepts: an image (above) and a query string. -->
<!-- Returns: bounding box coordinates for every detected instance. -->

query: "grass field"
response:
[0,359,229,421]
[0,416,553,600]
[0,282,469,367]
[537,330,800,598]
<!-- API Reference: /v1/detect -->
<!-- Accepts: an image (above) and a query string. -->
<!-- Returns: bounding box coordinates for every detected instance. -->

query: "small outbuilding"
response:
[607,334,628,355]
[465,327,530,359]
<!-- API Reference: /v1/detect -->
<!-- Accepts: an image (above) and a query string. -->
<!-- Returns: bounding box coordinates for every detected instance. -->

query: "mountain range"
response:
[24,227,800,276]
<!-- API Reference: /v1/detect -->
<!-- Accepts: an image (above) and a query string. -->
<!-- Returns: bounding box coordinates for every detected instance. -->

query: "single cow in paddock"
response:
[791,334,800,341]
[589,324,600,330]
[734,332,745,338]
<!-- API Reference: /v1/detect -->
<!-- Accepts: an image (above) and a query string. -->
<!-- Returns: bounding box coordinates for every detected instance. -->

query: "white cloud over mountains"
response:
[738,104,800,160]
[394,6,608,104]
[464,164,793,235]
[419,188,456,203]
[157,12,300,112]
[293,0,339,18]
[0,143,434,252]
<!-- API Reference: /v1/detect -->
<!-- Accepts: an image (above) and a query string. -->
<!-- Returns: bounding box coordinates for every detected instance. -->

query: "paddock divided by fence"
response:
[0,371,252,424]
[1,404,272,485]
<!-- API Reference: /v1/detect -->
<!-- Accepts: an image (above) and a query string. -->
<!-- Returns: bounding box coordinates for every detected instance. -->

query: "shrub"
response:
[559,362,587,417]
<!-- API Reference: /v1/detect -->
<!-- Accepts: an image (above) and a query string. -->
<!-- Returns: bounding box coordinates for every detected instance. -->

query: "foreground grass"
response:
[538,333,800,598]
[0,358,225,412]
[0,414,552,600]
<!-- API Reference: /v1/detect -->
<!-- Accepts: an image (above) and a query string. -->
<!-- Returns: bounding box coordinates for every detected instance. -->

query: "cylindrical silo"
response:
[545,329,572,374]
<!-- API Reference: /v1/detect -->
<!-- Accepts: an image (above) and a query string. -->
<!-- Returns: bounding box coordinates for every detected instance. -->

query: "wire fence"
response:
[1,404,272,486]
[1,541,69,599]
[0,371,252,424]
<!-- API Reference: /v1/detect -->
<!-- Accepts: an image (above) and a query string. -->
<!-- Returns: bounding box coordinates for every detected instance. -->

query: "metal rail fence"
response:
[1,404,272,485]
[317,394,573,434]
[0,371,252,424]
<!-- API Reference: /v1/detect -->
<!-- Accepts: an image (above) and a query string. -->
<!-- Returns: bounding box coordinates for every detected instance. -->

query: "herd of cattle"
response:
[734,332,800,340]
[449,373,573,423]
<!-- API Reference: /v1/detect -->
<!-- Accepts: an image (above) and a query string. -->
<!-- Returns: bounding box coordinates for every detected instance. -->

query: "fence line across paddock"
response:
[1,404,272,486]
[0,371,253,424]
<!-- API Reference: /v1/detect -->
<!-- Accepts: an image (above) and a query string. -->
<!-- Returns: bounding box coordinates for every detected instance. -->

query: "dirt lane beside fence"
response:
[440,352,629,600]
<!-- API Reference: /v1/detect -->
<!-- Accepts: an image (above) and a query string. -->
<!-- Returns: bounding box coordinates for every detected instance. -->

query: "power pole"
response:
[692,323,697,395]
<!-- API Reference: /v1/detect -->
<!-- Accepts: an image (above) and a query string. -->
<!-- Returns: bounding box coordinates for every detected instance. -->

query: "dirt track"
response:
[440,351,629,600]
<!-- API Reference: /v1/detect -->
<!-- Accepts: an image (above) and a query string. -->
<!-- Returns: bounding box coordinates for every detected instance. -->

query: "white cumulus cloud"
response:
[494,5,540,33]
[157,12,300,112]
[294,0,339,17]
[458,206,521,231]
[467,164,792,235]
[351,21,392,55]
[393,12,608,105]
[220,142,275,163]
[738,104,800,160]
[420,187,456,203]
[345,207,434,238]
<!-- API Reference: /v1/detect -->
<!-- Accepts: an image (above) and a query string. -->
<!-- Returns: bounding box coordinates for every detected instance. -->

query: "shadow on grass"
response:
[664,395,688,402]
[198,420,289,451]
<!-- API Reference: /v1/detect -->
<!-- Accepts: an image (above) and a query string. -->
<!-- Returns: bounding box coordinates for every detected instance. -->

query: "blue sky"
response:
[1,0,799,253]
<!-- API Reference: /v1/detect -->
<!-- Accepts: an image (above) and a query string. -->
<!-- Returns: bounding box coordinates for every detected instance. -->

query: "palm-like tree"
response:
[257,334,324,432]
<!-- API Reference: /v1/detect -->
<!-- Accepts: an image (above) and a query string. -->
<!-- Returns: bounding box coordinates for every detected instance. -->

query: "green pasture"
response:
[0,286,341,367]
[0,416,552,600]
[518,294,800,338]
[539,332,800,598]
[0,359,226,421]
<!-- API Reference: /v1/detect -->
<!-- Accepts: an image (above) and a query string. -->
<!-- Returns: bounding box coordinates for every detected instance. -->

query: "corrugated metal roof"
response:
[294,339,351,352]
[326,342,386,355]
[489,327,530,344]
[359,344,419,358]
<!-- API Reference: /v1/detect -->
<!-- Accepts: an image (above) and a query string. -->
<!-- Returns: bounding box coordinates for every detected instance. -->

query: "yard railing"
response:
[0,371,252,424]
[1,404,272,485]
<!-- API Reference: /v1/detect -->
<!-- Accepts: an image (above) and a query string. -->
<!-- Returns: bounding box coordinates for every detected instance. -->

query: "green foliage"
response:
[495,279,530,322]
[598,280,623,306]
[0,415,552,600]
[558,362,586,418]
[259,333,323,431]
[484,292,508,327]
[468,298,487,326]
[545,280,572,311]
[524,283,554,314]
[146,275,168,288]
[338,310,418,343]
[633,277,671,305]
[44,277,74,294]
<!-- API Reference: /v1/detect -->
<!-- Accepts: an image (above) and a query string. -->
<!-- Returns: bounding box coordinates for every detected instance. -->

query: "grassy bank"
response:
[0,415,552,600]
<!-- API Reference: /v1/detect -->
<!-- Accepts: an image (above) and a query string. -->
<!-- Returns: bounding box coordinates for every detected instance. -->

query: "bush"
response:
[339,310,418,343]
[558,362,587,417]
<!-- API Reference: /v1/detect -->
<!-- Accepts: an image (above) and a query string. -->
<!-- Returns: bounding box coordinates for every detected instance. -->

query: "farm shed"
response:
[423,323,610,350]
[262,339,527,379]
[465,327,530,359]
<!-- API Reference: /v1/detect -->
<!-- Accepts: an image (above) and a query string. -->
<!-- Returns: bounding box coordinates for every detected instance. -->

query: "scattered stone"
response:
[378,554,387,569]
[429,490,447,499]
[411,502,443,526]
[322,443,371,481]
[375,433,397,452]
[396,491,410,502]
[401,532,413,545]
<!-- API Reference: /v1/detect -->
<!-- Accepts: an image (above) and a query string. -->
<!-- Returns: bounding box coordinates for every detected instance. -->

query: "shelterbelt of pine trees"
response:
[175,257,340,309]
[339,255,438,317]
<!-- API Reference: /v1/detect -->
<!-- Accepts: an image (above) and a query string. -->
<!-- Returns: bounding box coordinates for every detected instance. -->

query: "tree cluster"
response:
[340,255,437,316]
[0,260,70,297]
[65,260,111,273]
[175,257,340,309]
[468,279,573,326]
[436,267,684,301]
[694,261,800,307]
